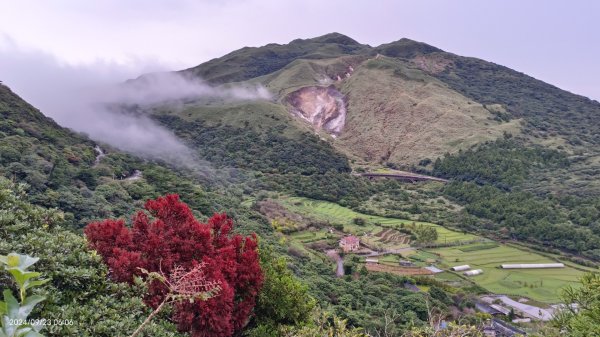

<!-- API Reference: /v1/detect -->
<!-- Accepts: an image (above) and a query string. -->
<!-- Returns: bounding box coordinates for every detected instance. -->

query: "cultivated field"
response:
[289,230,329,243]
[375,228,411,245]
[430,243,584,303]
[280,197,476,244]
[365,263,434,276]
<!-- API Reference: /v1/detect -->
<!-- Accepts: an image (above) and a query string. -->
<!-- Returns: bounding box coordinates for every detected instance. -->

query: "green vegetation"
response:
[458,242,499,252]
[430,244,585,302]
[0,84,212,228]
[433,53,600,148]
[278,196,475,244]
[443,176,600,260]
[182,33,369,84]
[0,253,48,337]
[153,114,350,175]
[433,137,568,189]
[249,248,316,336]
[554,273,600,336]
[0,177,187,337]
[7,31,600,335]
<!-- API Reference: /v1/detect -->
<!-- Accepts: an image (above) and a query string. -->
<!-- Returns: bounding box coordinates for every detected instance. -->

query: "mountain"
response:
[136,33,600,261]
[148,33,600,188]
[180,32,370,84]
[0,83,258,228]
[0,81,450,337]
[3,33,600,336]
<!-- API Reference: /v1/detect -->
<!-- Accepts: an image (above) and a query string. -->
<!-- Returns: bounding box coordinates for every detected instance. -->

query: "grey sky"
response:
[1,0,599,100]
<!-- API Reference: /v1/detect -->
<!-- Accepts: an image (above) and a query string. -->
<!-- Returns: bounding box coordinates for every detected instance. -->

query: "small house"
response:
[339,236,360,252]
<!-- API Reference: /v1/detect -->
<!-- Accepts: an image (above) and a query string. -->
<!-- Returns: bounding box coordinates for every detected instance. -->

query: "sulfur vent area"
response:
[286,85,346,136]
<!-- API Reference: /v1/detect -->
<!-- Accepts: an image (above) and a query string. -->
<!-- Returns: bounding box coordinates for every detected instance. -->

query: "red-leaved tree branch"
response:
[85,194,264,337]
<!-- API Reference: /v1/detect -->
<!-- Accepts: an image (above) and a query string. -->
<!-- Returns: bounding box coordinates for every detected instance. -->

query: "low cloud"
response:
[0,40,271,174]
[115,71,272,104]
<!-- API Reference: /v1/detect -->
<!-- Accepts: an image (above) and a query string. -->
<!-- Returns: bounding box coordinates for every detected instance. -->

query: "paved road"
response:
[483,295,554,321]
[326,250,344,277]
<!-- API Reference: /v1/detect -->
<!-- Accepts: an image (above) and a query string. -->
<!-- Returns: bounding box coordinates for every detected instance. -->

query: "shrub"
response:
[85,194,263,337]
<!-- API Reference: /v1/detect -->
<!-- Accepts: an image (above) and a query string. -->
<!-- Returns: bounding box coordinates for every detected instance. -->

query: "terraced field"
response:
[375,228,411,245]
[365,263,434,276]
[290,230,329,243]
[275,196,584,303]
[430,244,584,303]
[280,197,476,244]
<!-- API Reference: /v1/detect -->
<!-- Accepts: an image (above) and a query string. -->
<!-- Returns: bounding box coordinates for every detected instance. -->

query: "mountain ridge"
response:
[154,33,600,178]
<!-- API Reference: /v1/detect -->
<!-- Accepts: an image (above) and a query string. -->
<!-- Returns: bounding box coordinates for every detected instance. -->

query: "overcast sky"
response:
[1,0,599,101]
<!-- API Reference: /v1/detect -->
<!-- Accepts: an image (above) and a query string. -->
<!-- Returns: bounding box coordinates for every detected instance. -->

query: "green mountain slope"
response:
[162,33,600,192]
[0,82,449,336]
[4,32,600,335]
[0,84,263,228]
[136,33,600,261]
[180,32,370,84]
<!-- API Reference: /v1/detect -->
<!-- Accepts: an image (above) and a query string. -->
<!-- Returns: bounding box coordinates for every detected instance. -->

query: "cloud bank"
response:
[0,41,271,172]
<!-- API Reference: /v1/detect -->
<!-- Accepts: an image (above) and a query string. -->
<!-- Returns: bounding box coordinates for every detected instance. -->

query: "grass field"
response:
[290,230,330,243]
[430,244,584,303]
[366,263,434,276]
[280,196,476,244]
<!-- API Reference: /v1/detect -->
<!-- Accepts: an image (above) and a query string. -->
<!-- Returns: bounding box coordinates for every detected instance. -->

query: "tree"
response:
[281,308,367,337]
[85,194,264,337]
[248,248,316,336]
[508,307,515,321]
[414,225,438,244]
[0,178,186,337]
[353,218,366,226]
[429,286,452,306]
[554,273,600,336]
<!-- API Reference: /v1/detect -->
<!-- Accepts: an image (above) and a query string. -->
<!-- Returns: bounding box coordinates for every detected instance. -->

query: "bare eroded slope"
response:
[335,57,521,165]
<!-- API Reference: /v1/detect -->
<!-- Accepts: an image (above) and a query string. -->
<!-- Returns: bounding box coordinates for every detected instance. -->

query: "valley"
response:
[2,31,600,336]
[252,195,587,304]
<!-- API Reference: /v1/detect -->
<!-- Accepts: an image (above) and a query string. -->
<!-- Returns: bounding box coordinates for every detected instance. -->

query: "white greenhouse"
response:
[500,263,565,269]
[450,265,471,271]
[464,269,483,276]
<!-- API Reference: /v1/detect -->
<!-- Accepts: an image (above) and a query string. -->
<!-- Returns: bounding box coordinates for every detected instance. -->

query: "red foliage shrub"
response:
[85,194,263,337]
